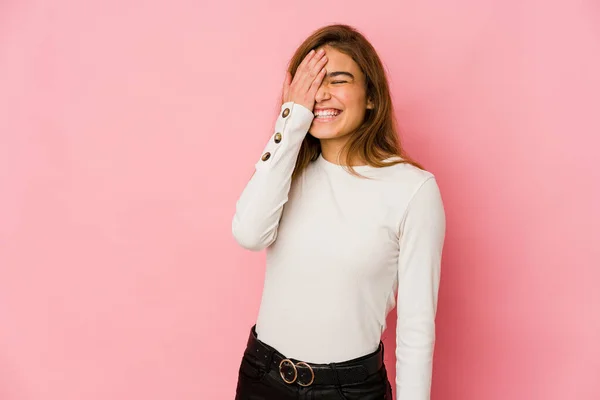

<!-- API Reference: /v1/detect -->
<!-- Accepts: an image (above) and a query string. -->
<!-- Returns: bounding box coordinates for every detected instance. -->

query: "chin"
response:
[309,129,342,139]
[310,122,345,138]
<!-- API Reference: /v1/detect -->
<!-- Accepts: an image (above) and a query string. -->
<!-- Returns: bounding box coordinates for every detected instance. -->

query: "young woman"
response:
[232,24,446,400]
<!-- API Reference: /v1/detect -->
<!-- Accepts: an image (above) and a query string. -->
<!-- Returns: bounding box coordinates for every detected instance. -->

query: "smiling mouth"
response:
[314,109,343,122]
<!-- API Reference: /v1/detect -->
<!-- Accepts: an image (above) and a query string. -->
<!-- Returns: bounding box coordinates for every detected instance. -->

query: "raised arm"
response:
[232,48,328,251]
[231,102,314,250]
[395,176,446,399]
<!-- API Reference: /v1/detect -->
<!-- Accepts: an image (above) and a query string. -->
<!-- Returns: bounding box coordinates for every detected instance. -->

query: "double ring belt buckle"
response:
[278,358,315,386]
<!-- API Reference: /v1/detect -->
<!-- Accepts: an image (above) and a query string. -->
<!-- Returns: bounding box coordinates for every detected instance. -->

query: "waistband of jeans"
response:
[243,324,384,386]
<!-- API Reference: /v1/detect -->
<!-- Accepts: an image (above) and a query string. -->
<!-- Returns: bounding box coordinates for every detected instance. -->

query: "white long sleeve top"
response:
[232,101,446,399]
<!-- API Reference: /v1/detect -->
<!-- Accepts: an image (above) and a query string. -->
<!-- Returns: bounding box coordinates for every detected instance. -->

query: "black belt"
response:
[244,325,384,387]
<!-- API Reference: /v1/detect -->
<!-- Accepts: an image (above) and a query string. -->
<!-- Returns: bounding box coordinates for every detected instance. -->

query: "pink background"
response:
[1,1,599,399]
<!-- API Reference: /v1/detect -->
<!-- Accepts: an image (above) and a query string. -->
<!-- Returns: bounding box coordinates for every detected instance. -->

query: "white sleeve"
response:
[231,101,314,251]
[395,176,446,399]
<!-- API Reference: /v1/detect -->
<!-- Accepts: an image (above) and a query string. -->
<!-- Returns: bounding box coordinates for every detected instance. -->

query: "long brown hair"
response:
[285,24,425,181]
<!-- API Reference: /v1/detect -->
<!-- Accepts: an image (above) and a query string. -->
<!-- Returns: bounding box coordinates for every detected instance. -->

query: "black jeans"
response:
[235,325,393,400]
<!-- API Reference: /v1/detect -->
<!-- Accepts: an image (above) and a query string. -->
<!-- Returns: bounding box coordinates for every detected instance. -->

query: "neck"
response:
[320,139,366,167]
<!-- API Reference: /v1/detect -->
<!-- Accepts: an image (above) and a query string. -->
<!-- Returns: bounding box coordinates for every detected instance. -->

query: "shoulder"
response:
[369,160,443,228]
[374,158,437,195]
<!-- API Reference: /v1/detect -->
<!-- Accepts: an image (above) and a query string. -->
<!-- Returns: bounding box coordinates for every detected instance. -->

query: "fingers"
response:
[312,54,328,76]
[295,50,327,93]
[308,67,327,96]
[296,49,317,73]
[284,48,328,109]
[306,50,326,76]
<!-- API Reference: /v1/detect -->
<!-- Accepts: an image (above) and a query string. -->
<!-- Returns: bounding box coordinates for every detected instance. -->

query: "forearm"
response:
[232,101,314,251]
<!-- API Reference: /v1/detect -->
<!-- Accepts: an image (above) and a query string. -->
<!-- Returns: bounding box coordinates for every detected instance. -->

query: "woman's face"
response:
[308,45,374,140]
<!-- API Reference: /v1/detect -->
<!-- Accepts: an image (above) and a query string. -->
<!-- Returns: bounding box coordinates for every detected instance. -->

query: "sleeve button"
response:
[261,152,271,161]
[282,108,290,118]
[274,133,282,143]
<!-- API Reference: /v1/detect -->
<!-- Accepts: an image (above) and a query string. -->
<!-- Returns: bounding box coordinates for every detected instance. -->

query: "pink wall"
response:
[1,0,598,399]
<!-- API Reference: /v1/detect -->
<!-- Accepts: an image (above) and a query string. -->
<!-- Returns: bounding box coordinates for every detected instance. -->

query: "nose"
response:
[315,82,331,103]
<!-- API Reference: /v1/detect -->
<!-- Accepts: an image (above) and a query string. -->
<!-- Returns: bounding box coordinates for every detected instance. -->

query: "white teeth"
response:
[314,110,341,117]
